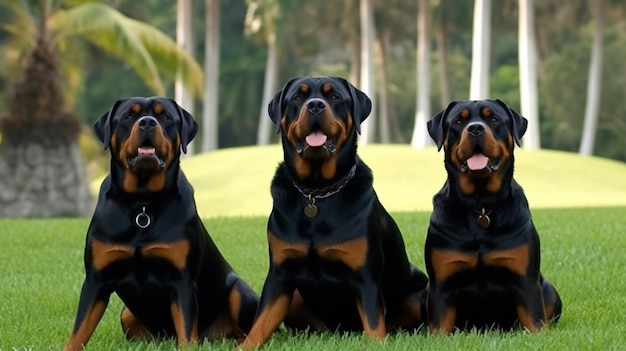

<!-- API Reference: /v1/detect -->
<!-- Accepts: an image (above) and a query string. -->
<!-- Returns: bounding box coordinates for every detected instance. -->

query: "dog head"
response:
[94,97,198,193]
[268,76,371,182]
[427,99,527,197]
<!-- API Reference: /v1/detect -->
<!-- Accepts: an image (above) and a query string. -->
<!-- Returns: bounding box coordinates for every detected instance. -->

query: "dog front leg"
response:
[64,281,110,351]
[239,273,293,351]
[355,273,386,340]
[170,279,199,345]
[516,278,547,332]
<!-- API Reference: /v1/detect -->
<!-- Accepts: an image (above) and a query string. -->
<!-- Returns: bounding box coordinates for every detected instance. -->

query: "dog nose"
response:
[306,98,326,115]
[467,122,486,137]
[138,116,158,132]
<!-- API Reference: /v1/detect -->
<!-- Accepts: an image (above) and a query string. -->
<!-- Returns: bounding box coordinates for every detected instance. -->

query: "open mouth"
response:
[127,141,166,170]
[296,129,337,154]
[460,150,500,173]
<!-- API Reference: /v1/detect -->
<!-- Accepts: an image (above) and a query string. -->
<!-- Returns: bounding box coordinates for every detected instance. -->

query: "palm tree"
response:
[469,0,491,99]
[579,0,604,156]
[518,0,541,150]
[203,0,220,152]
[410,0,432,148]
[0,1,203,217]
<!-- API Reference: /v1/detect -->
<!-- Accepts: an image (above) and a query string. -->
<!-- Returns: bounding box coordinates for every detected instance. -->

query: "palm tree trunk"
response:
[469,0,491,99]
[202,0,220,152]
[176,0,196,155]
[0,36,91,217]
[375,34,390,144]
[579,0,604,156]
[359,0,376,144]
[519,0,541,150]
[257,37,278,145]
[411,0,432,148]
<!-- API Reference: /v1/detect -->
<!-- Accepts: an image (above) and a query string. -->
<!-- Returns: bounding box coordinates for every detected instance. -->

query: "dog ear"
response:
[170,99,199,154]
[268,77,300,134]
[493,99,528,147]
[94,99,127,150]
[428,101,458,151]
[337,77,372,135]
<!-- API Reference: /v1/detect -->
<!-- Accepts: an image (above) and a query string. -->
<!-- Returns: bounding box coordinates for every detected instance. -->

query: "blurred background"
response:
[0,0,623,217]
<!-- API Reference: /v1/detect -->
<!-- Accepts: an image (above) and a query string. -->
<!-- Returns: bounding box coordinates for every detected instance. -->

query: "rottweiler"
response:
[239,76,429,349]
[64,97,259,350]
[424,99,562,333]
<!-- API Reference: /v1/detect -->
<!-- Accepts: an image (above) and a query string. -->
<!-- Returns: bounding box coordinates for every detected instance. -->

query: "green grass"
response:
[1,208,626,350]
[167,145,626,218]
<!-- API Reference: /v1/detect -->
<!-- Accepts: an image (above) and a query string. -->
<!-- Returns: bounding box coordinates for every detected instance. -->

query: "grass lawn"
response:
[3,146,626,349]
[1,207,626,350]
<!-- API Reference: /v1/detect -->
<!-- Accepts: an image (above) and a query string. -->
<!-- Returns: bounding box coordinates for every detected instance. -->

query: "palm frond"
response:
[48,3,203,97]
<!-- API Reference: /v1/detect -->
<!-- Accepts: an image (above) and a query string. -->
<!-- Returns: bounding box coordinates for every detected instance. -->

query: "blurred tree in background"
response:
[0,0,202,217]
[0,0,624,217]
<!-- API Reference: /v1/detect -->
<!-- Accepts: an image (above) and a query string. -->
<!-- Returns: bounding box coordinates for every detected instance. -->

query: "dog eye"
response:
[490,117,498,123]
[330,94,338,99]
[455,119,462,124]
[125,115,133,120]
[162,114,170,120]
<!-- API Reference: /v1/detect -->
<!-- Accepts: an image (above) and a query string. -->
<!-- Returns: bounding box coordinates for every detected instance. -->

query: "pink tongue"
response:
[305,131,328,147]
[467,153,489,170]
[138,147,156,156]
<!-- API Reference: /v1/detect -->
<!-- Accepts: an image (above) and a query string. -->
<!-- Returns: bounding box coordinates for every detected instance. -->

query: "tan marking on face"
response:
[299,84,309,93]
[140,239,189,270]
[481,244,529,276]
[315,235,368,271]
[122,170,138,193]
[91,239,135,271]
[322,83,333,93]
[481,107,492,118]
[460,108,469,119]
[429,249,478,281]
[268,232,308,265]
[130,104,141,114]
[153,103,164,115]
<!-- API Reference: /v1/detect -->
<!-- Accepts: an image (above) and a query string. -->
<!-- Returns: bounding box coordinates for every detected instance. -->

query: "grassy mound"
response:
[172,144,626,218]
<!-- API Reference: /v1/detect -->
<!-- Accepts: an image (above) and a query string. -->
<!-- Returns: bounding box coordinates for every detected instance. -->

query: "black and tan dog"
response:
[64,97,259,350]
[239,76,428,349]
[424,99,562,333]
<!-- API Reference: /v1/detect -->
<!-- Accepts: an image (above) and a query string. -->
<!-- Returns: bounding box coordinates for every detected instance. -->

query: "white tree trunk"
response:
[375,36,391,144]
[257,37,278,145]
[519,0,541,150]
[202,0,219,152]
[411,0,432,148]
[359,0,376,144]
[176,0,195,155]
[469,0,491,100]
[579,0,604,156]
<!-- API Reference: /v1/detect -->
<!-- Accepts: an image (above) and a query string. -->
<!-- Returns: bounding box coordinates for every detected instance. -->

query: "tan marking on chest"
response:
[481,244,530,276]
[91,239,135,271]
[315,235,368,271]
[268,232,309,265]
[140,239,190,270]
[429,249,479,281]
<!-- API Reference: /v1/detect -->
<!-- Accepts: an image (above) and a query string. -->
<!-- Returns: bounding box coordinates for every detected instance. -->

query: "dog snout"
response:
[306,98,326,116]
[467,122,486,137]
[138,116,158,132]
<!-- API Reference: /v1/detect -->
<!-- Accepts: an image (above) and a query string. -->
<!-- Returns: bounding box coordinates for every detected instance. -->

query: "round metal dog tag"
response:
[477,214,490,228]
[304,204,318,218]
